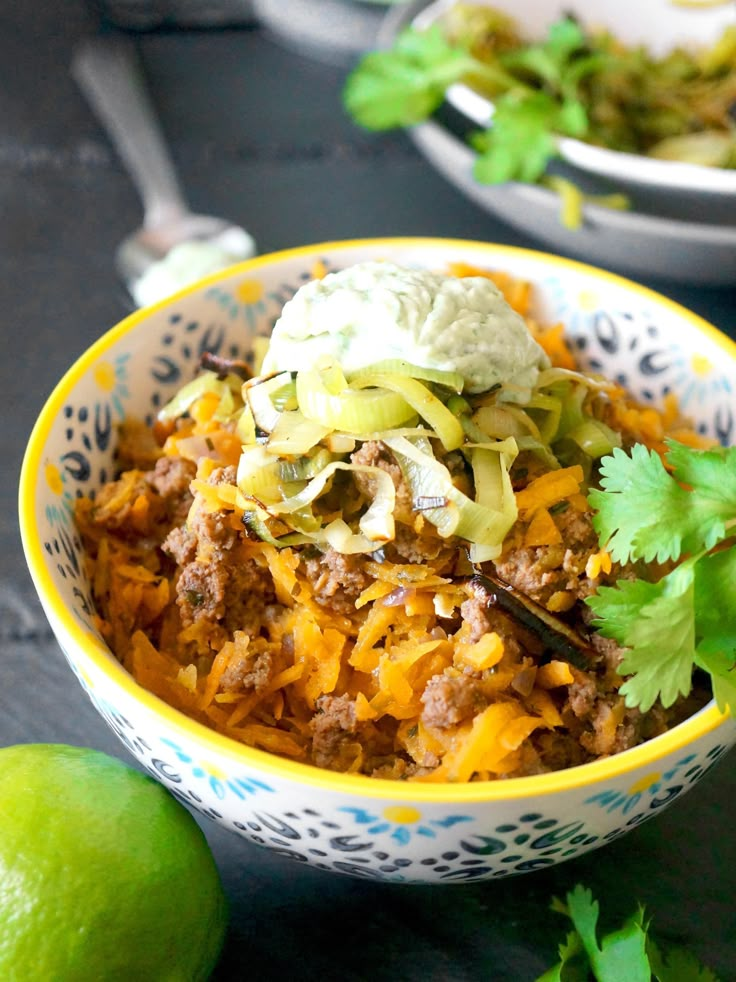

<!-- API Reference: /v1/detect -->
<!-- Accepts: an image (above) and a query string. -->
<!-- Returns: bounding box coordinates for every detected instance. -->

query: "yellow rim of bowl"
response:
[19,237,735,803]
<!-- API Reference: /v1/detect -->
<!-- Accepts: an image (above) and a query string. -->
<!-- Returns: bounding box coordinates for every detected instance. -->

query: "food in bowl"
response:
[442,3,736,166]
[20,239,736,881]
[345,0,736,201]
[73,258,724,783]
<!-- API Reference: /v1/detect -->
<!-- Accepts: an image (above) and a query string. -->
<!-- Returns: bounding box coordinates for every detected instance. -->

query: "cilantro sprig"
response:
[538,884,721,981]
[343,18,605,186]
[586,440,736,713]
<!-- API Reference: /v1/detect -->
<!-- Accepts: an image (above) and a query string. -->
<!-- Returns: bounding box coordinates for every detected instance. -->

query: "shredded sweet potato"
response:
[73,266,710,782]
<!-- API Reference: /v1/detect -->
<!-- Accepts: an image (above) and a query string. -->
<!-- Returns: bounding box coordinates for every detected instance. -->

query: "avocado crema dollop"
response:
[262,261,550,398]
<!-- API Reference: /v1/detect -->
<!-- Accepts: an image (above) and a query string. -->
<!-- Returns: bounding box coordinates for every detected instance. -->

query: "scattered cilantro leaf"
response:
[666,441,736,508]
[693,546,736,640]
[648,939,722,982]
[540,885,721,982]
[566,884,650,982]
[695,645,736,715]
[586,440,736,712]
[535,930,587,982]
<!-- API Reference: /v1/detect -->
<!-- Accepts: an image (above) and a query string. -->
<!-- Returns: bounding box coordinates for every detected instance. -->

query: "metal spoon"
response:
[71,38,256,304]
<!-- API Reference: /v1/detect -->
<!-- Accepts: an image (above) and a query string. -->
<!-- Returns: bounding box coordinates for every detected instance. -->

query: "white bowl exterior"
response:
[22,239,736,882]
[409,122,736,284]
[412,0,736,195]
[42,620,736,883]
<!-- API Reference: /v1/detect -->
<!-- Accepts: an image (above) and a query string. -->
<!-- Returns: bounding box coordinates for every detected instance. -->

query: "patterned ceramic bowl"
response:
[19,238,736,883]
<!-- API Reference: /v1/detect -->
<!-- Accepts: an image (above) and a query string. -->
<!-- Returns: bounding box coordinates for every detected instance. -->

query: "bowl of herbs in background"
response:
[344,0,736,283]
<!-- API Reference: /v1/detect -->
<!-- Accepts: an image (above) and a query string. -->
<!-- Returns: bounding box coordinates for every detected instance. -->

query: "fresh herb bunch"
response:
[343,17,606,185]
[539,884,721,981]
[586,440,736,714]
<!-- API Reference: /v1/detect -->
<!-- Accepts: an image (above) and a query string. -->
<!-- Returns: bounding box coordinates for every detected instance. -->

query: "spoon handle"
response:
[72,38,189,229]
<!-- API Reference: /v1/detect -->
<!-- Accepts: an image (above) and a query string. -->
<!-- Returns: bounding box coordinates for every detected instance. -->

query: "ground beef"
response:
[115,418,163,471]
[86,473,155,535]
[188,507,240,559]
[589,632,626,679]
[459,592,489,644]
[421,674,487,728]
[147,455,194,500]
[220,647,274,693]
[83,456,196,545]
[209,464,237,487]
[221,560,279,636]
[176,560,229,627]
[186,467,240,558]
[566,668,599,718]
[176,552,279,638]
[494,507,602,605]
[459,591,539,660]
[162,526,197,566]
[533,730,589,772]
[309,694,358,770]
[301,547,372,615]
[350,440,415,522]
[389,522,446,564]
[147,456,196,525]
[167,463,281,635]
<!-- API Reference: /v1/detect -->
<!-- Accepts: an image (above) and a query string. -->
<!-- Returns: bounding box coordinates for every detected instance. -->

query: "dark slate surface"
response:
[3,2,736,978]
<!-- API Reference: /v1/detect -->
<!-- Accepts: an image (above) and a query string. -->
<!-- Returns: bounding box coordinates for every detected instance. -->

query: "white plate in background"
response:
[406,0,736,195]
[377,0,736,282]
[410,119,736,284]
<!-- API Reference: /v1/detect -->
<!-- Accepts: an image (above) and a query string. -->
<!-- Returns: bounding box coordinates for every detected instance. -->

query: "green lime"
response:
[0,743,228,981]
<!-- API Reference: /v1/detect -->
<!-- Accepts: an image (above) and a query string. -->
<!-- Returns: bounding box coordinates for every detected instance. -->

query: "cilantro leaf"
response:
[590,442,736,565]
[588,444,692,563]
[500,16,588,98]
[693,545,736,640]
[695,645,736,715]
[566,884,651,982]
[541,886,722,982]
[666,440,736,549]
[648,938,723,982]
[343,16,597,188]
[666,440,736,502]
[585,577,663,645]
[472,87,590,185]
[343,27,479,130]
[472,92,561,184]
[587,565,698,712]
[343,26,516,131]
[588,548,736,713]
[616,564,697,711]
[587,473,736,715]
[693,547,736,711]
[535,930,588,982]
